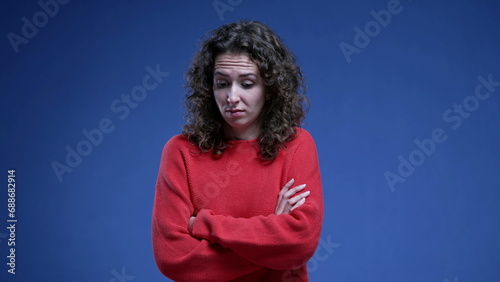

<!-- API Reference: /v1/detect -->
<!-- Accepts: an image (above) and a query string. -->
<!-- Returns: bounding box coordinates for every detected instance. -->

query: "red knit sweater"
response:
[152,128,324,281]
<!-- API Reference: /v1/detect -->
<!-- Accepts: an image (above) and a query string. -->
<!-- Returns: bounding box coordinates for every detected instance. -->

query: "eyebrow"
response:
[214,71,257,78]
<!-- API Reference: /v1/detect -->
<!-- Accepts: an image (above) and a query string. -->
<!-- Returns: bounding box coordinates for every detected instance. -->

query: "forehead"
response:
[214,52,259,74]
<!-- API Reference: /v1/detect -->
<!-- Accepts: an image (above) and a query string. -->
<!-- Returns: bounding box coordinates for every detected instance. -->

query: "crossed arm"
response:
[188,178,310,232]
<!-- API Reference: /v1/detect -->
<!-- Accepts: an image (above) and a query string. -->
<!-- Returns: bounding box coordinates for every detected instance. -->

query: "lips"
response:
[226,109,244,117]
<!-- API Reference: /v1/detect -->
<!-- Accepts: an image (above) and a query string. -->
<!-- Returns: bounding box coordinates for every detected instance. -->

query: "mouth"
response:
[226,109,244,113]
[226,109,245,117]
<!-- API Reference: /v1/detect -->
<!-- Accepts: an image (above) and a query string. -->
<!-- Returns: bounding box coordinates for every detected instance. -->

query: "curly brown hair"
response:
[182,20,308,160]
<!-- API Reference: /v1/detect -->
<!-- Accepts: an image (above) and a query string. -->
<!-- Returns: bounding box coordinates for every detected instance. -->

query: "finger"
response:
[284,184,306,199]
[287,191,310,206]
[285,178,295,187]
[283,196,305,214]
[290,198,306,212]
[276,191,290,214]
[275,199,285,214]
[276,190,293,214]
[279,179,295,196]
[276,179,295,213]
[285,191,309,214]
[276,182,305,215]
[188,216,196,233]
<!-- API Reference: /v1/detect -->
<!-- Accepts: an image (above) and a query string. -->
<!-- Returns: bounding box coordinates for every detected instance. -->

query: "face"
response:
[213,52,265,140]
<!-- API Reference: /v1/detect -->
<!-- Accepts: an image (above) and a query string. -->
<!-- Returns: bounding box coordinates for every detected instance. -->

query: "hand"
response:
[188,216,196,233]
[275,178,310,215]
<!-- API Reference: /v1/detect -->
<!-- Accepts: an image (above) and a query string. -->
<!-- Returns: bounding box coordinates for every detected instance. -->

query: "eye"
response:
[241,81,254,89]
[215,80,229,89]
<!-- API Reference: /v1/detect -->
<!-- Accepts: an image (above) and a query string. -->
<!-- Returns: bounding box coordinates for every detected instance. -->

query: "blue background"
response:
[1,0,499,281]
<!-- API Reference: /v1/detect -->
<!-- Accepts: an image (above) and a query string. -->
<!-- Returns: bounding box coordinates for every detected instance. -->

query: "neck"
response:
[224,125,259,141]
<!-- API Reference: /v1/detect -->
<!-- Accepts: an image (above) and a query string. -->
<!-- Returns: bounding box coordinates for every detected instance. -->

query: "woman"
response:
[152,20,324,281]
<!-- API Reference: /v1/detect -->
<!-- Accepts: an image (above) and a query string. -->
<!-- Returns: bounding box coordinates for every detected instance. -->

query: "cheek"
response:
[253,89,266,109]
[214,91,226,106]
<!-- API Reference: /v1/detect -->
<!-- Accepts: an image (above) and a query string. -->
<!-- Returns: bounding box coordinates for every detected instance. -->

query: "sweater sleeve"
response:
[191,130,324,270]
[152,137,261,281]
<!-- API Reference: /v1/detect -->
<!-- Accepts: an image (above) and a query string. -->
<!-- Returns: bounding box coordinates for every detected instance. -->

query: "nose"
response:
[227,85,240,104]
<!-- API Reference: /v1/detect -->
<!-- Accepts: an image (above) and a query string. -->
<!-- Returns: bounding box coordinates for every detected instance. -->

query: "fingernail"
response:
[305,191,311,195]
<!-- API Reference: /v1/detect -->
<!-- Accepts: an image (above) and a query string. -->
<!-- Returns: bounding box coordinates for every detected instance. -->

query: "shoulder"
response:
[165,134,190,147]
[290,128,316,146]
[283,128,319,158]
[281,128,321,172]
[162,134,194,155]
